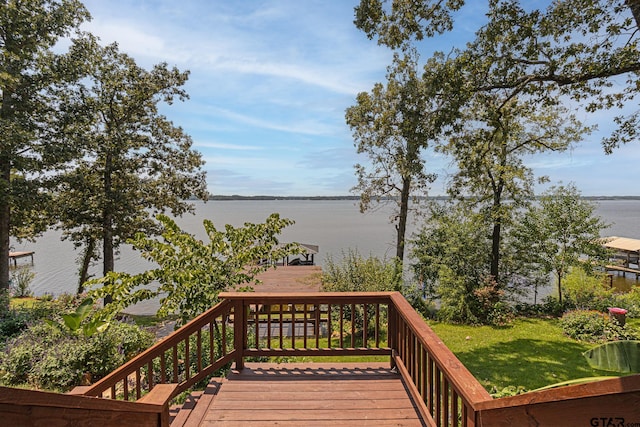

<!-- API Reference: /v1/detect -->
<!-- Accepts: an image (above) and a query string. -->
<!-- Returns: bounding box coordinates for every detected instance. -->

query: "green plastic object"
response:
[583,340,640,373]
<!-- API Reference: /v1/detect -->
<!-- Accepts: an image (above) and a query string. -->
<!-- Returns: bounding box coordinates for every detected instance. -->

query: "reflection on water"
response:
[8,198,640,314]
[610,273,639,293]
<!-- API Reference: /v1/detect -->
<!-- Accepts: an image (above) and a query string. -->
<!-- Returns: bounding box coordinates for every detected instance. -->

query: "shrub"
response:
[562,269,614,311]
[610,287,640,318]
[9,266,35,298]
[0,321,153,391]
[561,309,637,343]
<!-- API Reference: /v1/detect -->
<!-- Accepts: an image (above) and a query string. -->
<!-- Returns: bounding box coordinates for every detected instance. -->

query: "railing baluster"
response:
[444,377,450,427]
[303,304,308,348]
[148,360,154,390]
[197,329,202,373]
[160,351,166,384]
[266,304,272,349]
[222,315,227,356]
[172,346,178,383]
[427,354,434,415]
[339,304,344,348]
[350,303,355,348]
[254,303,259,349]
[452,390,460,427]
[375,303,380,348]
[315,304,321,348]
[279,303,284,349]
[135,368,141,400]
[209,322,214,365]
[362,303,368,347]
[435,367,442,426]
[291,303,296,349]
[185,337,191,381]
[327,304,332,348]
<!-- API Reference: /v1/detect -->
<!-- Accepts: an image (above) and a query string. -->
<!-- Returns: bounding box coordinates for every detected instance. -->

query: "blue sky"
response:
[79,0,640,196]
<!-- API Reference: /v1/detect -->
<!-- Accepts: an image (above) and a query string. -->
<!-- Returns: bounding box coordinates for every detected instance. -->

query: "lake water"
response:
[9,199,640,313]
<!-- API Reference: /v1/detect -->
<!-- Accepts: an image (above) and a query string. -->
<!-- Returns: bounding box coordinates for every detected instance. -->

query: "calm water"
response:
[9,199,640,313]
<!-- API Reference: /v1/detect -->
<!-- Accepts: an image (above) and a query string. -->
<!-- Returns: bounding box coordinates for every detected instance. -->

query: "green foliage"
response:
[321,249,402,293]
[54,36,207,287]
[88,213,300,324]
[429,317,614,392]
[562,269,614,311]
[45,297,109,337]
[513,185,610,304]
[561,310,637,343]
[0,295,79,344]
[0,0,90,299]
[583,340,640,373]
[9,266,35,298]
[0,321,153,391]
[611,287,640,318]
[412,203,508,325]
[345,50,437,260]
[354,1,640,151]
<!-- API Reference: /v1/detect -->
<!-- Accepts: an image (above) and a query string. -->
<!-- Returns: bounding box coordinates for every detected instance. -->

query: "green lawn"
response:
[428,317,640,392]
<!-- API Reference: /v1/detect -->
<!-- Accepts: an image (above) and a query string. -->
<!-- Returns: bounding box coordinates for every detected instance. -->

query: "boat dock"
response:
[8,251,34,266]
[603,236,640,279]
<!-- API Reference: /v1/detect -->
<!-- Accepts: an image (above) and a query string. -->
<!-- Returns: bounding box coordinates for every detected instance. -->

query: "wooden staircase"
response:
[169,378,223,427]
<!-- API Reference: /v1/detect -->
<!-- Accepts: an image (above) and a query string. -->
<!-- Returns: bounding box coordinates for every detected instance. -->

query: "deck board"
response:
[190,363,425,426]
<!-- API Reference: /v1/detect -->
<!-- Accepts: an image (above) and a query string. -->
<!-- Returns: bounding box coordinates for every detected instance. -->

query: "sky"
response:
[78,0,640,197]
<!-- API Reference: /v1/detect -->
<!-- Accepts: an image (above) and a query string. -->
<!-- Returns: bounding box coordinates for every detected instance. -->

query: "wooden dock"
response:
[253,265,322,292]
[183,363,424,427]
[8,251,34,266]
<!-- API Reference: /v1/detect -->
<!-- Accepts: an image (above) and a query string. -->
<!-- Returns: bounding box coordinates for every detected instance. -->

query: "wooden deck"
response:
[184,363,425,427]
[253,266,322,292]
[8,250,34,266]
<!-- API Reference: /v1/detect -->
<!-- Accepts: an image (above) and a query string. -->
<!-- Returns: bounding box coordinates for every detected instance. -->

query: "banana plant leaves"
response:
[583,340,640,373]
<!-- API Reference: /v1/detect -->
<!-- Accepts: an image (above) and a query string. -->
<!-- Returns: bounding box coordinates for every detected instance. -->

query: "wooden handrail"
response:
[6,291,640,426]
[474,375,640,426]
[221,291,495,426]
[220,292,396,369]
[0,384,177,427]
[81,298,235,402]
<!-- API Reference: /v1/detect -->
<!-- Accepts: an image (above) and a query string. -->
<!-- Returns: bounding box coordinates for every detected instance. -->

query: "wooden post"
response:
[233,298,245,371]
[388,302,397,369]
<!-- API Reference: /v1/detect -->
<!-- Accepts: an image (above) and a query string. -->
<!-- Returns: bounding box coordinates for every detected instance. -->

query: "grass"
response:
[9,296,39,309]
[428,317,640,392]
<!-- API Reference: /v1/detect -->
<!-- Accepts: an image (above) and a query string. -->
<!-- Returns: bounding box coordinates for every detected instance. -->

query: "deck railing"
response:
[49,291,640,426]
[78,298,235,402]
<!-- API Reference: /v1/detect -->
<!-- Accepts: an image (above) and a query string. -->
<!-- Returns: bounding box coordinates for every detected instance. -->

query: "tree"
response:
[345,50,437,261]
[88,214,302,325]
[411,201,496,324]
[512,184,610,304]
[441,93,588,282]
[55,37,207,295]
[354,0,640,152]
[0,0,89,301]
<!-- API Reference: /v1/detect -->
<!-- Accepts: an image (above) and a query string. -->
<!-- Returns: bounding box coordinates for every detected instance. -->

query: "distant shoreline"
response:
[206,195,640,201]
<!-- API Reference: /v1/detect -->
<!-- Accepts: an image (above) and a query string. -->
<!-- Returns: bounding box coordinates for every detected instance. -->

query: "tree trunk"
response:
[0,88,13,303]
[77,237,96,294]
[490,220,501,280]
[0,163,10,298]
[102,153,114,305]
[627,0,640,28]
[490,185,503,281]
[396,177,411,262]
[557,271,563,305]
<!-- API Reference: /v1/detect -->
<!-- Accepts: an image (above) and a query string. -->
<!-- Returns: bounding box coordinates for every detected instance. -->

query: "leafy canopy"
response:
[88,213,302,324]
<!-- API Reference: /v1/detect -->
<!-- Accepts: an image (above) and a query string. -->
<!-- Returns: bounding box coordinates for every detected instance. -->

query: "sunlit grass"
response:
[428,317,640,392]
